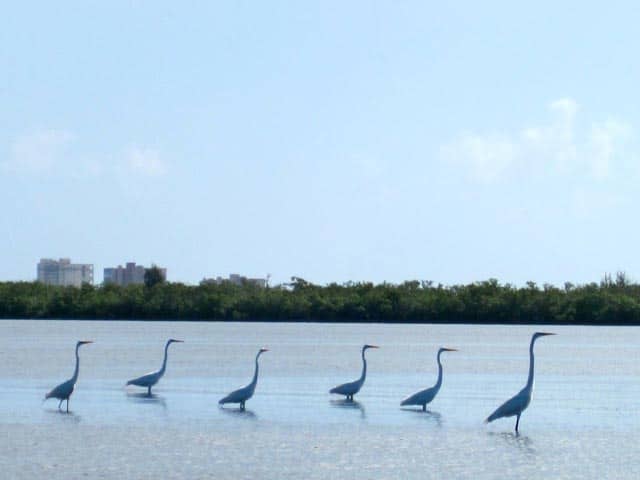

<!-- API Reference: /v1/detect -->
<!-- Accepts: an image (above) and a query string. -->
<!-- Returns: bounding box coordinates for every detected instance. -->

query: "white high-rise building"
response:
[37,258,94,287]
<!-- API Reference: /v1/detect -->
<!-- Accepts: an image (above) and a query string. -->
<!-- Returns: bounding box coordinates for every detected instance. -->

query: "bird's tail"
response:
[329,387,338,394]
[400,398,410,406]
[485,412,499,424]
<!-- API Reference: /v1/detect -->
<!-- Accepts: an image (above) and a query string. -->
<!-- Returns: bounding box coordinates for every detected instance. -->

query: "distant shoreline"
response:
[2,318,636,326]
[2,277,640,326]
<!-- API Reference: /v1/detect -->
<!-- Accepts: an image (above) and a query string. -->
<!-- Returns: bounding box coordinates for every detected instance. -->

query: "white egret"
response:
[330,344,379,401]
[44,340,93,412]
[219,348,269,410]
[485,332,555,432]
[126,339,184,395]
[401,347,457,411]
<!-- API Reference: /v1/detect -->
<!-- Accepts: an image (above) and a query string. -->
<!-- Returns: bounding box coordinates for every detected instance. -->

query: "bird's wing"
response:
[330,380,359,395]
[45,379,74,399]
[126,370,160,387]
[401,386,436,406]
[219,385,251,404]
[486,391,529,423]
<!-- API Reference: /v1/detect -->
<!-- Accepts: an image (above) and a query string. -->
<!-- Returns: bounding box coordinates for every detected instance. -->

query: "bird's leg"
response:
[240,401,245,411]
[422,404,426,412]
[66,399,69,413]
[58,399,63,410]
[515,414,521,433]
[147,386,151,397]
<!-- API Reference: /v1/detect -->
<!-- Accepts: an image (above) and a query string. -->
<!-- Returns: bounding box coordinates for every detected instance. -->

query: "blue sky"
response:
[2,1,640,286]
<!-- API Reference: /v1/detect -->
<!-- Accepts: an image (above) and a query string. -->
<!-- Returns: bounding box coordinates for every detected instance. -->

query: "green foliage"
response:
[144,265,165,288]
[2,276,640,323]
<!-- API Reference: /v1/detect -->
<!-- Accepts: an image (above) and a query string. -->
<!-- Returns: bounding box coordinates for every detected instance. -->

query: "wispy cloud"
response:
[2,131,168,179]
[440,133,516,183]
[440,99,634,183]
[2,130,75,174]
[126,146,167,176]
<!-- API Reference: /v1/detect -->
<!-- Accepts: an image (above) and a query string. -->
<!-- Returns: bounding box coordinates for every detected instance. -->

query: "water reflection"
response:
[487,431,536,455]
[44,409,82,423]
[401,408,443,427]
[219,407,257,420]
[330,399,366,418]
[126,392,167,409]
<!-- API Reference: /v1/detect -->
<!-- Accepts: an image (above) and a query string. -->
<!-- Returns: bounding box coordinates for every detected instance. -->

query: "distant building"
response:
[103,262,167,286]
[201,274,266,288]
[37,258,94,287]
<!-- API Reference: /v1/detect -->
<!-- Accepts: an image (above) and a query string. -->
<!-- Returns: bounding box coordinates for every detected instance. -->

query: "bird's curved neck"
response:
[526,337,537,390]
[71,345,81,383]
[359,347,367,383]
[435,351,444,389]
[250,352,262,387]
[159,342,171,375]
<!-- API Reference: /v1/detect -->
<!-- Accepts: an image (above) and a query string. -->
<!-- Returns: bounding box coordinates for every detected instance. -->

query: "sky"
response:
[2,1,640,286]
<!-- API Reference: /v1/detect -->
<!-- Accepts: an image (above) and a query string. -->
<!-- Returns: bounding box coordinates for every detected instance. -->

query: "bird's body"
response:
[401,347,457,411]
[219,348,268,410]
[485,332,555,432]
[44,341,93,412]
[126,339,183,395]
[330,344,379,401]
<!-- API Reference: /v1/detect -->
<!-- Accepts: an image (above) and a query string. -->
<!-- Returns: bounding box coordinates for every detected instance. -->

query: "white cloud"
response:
[440,99,634,183]
[588,119,632,179]
[440,133,516,183]
[2,131,169,182]
[549,98,578,122]
[2,130,75,174]
[126,146,167,176]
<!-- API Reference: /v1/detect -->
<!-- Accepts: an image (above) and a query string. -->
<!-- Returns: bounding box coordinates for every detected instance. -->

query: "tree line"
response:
[1,273,640,324]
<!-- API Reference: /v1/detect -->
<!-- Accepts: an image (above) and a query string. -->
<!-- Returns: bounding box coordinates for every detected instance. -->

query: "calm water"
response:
[0,320,638,479]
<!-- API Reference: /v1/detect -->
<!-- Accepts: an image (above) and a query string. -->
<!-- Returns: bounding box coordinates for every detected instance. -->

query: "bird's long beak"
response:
[261,348,269,352]
[369,345,380,349]
[443,348,458,352]
[80,340,93,345]
[539,332,556,336]
[173,339,184,343]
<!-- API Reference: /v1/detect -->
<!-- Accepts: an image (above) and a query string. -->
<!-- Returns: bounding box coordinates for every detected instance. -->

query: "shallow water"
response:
[0,321,638,478]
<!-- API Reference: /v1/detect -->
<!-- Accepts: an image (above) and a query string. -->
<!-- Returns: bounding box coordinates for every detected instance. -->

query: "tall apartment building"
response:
[37,258,94,287]
[103,262,167,286]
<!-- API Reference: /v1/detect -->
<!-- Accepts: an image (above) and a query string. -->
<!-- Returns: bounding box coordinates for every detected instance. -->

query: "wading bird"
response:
[401,347,457,411]
[44,340,93,412]
[330,344,379,401]
[126,339,183,395]
[485,332,555,433]
[219,348,269,410]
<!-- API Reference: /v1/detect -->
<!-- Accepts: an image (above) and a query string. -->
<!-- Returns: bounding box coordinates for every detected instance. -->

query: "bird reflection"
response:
[402,408,443,427]
[219,407,257,420]
[330,399,366,418]
[488,431,536,454]
[126,392,167,409]
[46,409,81,423]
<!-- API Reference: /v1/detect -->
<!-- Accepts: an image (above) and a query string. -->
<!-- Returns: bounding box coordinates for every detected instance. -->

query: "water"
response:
[0,321,638,479]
